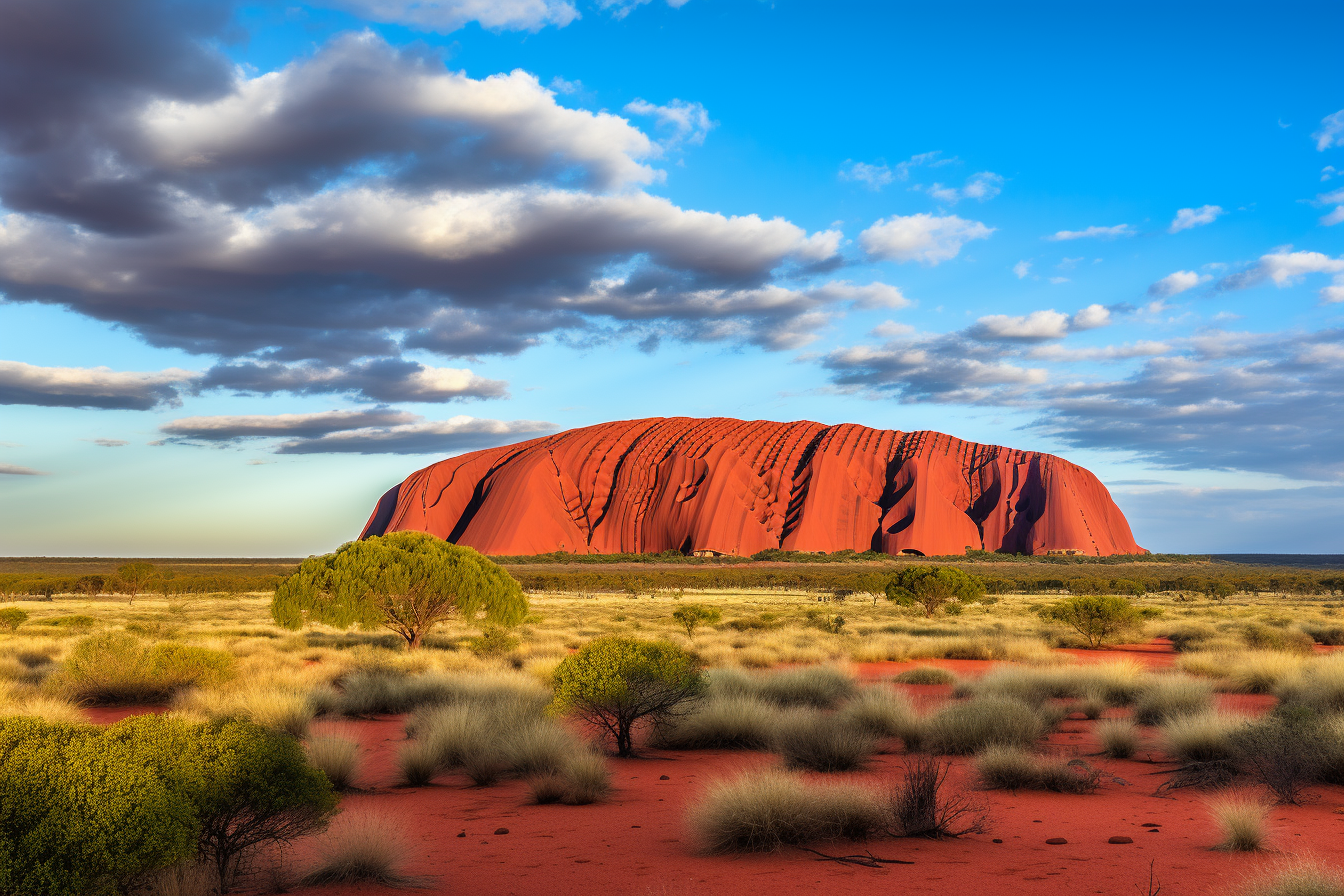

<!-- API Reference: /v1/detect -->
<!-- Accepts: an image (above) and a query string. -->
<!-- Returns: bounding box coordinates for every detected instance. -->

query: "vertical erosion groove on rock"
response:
[360,417,1144,557]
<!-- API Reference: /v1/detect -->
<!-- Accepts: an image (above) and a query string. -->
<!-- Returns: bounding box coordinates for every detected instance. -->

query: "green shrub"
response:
[672,604,722,638]
[466,625,520,657]
[54,633,234,704]
[1243,623,1315,655]
[0,608,27,632]
[885,566,986,617]
[1038,595,1159,648]
[551,637,704,757]
[0,715,336,895]
[924,696,1045,754]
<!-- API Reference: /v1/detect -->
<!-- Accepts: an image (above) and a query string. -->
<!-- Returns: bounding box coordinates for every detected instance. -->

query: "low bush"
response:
[1301,624,1344,647]
[302,810,415,886]
[1206,792,1269,851]
[174,684,315,737]
[1242,623,1315,655]
[1159,711,1251,763]
[771,710,876,772]
[528,750,612,805]
[836,686,921,745]
[924,696,1045,755]
[53,632,234,705]
[892,665,957,685]
[710,665,857,709]
[405,695,588,785]
[1233,859,1344,896]
[1096,718,1141,759]
[335,669,550,717]
[0,608,27,632]
[0,714,336,895]
[688,769,887,852]
[1133,675,1214,725]
[959,661,1146,707]
[396,737,440,787]
[306,730,362,791]
[1231,709,1332,804]
[650,695,777,750]
[1276,655,1344,714]
[974,746,1102,793]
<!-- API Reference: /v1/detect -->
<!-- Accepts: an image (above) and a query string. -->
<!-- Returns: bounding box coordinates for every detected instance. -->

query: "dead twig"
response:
[796,847,914,867]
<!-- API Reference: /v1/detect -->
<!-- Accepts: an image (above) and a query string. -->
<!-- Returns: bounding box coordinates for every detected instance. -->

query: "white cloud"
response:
[1013,260,1032,279]
[162,409,420,441]
[86,439,130,447]
[623,98,712,147]
[1046,224,1136,241]
[870,321,916,338]
[923,171,1003,204]
[1314,109,1344,151]
[1169,205,1225,233]
[597,0,691,19]
[838,160,893,190]
[1070,303,1111,330]
[276,415,555,454]
[968,304,1110,342]
[859,213,994,264]
[1317,187,1344,226]
[1048,276,1070,284]
[317,0,579,32]
[0,361,196,410]
[1260,250,1344,286]
[1027,341,1170,362]
[1148,270,1211,297]
[0,464,48,476]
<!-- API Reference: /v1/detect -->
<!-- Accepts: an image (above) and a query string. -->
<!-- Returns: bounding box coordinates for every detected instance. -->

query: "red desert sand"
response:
[361,416,1146,557]
[88,642,1344,896]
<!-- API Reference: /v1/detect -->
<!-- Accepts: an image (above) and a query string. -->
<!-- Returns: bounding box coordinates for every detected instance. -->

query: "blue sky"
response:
[1,0,1342,555]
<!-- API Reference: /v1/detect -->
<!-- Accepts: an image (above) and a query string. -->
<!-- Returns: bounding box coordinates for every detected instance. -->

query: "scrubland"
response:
[2,559,1344,894]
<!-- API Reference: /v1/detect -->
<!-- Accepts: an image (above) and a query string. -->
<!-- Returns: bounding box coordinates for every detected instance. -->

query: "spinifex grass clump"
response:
[305,730,362,791]
[709,665,857,709]
[1134,675,1215,726]
[973,746,1101,794]
[924,695,1046,755]
[1159,711,1251,764]
[891,665,958,685]
[1233,859,1344,896]
[1206,792,1270,851]
[771,709,876,772]
[688,769,888,852]
[649,695,777,750]
[527,750,612,805]
[1096,718,1141,759]
[302,810,417,886]
[836,685,921,745]
[52,632,234,705]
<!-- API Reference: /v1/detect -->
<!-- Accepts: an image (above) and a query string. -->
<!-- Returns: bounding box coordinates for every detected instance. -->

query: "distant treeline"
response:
[511,567,1344,597]
[0,568,284,599]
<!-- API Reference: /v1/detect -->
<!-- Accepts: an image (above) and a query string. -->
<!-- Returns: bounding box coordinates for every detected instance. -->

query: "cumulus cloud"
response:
[160,409,420,442]
[923,171,1003,204]
[596,0,692,20]
[275,415,555,454]
[0,13,848,367]
[1046,224,1136,241]
[0,361,195,410]
[624,98,712,147]
[1013,260,1032,279]
[317,0,579,32]
[859,214,994,265]
[1169,205,1225,233]
[1317,187,1344,226]
[1148,270,1211,297]
[199,360,509,403]
[1314,109,1344,151]
[1217,249,1344,302]
[1026,341,1169,362]
[0,464,48,476]
[838,160,894,190]
[967,304,1110,342]
[823,336,1047,405]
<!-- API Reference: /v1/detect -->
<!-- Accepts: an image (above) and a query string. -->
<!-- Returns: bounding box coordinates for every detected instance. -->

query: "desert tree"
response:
[671,604,721,639]
[75,575,106,599]
[885,566,986,617]
[270,531,527,650]
[1038,595,1160,648]
[116,562,157,605]
[551,636,705,757]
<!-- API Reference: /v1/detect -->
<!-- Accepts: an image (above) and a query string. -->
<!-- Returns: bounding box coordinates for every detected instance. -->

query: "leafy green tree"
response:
[116,562,157,605]
[1205,580,1235,600]
[671,603,721,638]
[885,565,986,617]
[0,608,27,632]
[271,531,527,650]
[75,575,106,598]
[551,637,705,757]
[1038,595,1161,648]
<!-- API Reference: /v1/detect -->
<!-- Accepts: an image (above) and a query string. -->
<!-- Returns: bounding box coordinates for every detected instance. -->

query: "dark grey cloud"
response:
[160,408,418,442]
[275,416,555,454]
[0,16,855,368]
[200,359,509,403]
[0,360,194,410]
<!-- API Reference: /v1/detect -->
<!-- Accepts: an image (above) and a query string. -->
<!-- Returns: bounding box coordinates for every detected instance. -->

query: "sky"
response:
[1,0,1342,556]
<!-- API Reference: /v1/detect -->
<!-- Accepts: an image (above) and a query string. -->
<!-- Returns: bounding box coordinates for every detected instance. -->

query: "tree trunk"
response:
[404,628,423,650]
[615,722,633,757]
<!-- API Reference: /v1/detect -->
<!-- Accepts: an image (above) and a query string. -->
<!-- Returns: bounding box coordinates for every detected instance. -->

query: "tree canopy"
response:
[270,531,527,649]
[1038,595,1161,648]
[885,565,986,617]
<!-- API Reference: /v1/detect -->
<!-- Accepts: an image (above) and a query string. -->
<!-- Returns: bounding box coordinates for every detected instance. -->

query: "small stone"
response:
[1108,836,1133,844]
[1147,829,1160,833]
[660,775,670,780]
[1045,838,1068,845]
[631,825,641,828]
[575,859,590,864]
[494,828,509,835]
[457,831,466,838]
[992,839,1003,844]
[1141,822,1161,828]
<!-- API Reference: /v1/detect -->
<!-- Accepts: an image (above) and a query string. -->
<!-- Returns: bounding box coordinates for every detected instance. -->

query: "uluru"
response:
[361,417,1144,557]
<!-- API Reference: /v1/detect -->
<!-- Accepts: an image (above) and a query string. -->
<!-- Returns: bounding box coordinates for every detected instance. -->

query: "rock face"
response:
[360,417,1144,557]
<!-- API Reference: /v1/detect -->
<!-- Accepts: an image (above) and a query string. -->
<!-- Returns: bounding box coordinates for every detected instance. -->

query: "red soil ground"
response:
[84,642,1344,896]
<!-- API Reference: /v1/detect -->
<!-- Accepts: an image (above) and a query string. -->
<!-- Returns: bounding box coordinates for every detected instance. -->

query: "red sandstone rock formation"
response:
[361,417,1145,557]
